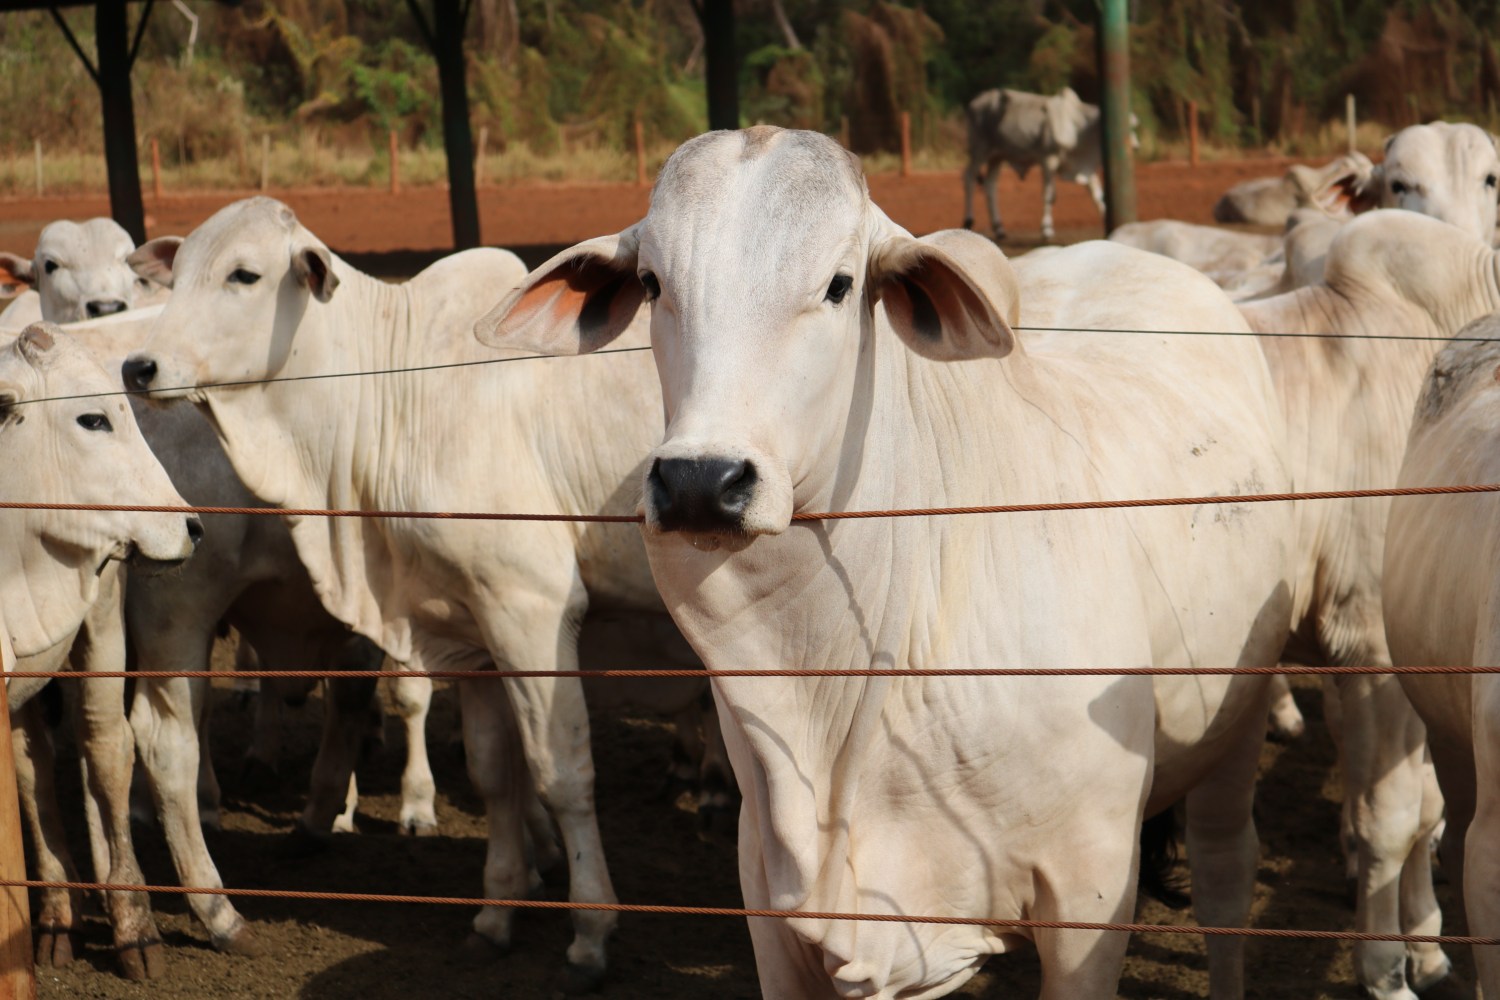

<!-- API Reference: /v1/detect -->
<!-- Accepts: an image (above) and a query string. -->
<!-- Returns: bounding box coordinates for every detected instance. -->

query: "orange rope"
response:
[4,879,1495,945]
[14,665,1500,680]
[1,481,1498,523]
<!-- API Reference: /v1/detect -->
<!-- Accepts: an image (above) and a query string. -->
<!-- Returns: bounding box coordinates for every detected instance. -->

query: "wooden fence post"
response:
[1188,100,1199,167]
[388,129,400,195]
[899,111,912,178]
[475,125,488,189]
[149,138,162,200]
[0,671,37,999]
[1346,93,1357,153]
[839,115,849,150]
[634,116,647,187]
[32,141,41,197]
[259,135,270,192]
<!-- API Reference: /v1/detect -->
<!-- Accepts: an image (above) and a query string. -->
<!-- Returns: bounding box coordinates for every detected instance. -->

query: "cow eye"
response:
[76,413,112,432]
[639,272,661,301]
[826,274,853,305]
[228,268,260,285]
[42,260,58,275]
[1487,174,1498,190]
[1390,180,1409,196]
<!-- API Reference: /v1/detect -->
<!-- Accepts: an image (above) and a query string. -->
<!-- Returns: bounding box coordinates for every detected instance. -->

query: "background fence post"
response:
[899,111,912,178]
[150,137,162,199]
[1346,93,1357,153]
[388,129,400,195]
[259,134,269,192]
[1096,0,1138,232]
[475,125,488,189]
[32,141,41,197]
[1188,100,1199,167]
[634,116,647,187]
[0,683,37,1000]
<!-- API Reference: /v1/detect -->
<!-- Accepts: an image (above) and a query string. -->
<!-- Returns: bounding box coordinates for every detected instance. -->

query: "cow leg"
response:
[1087,170,1106,218]
[486,589,617,993]
[1400,751,1451,992]
[457,675,530,954]
[697,692,738,835]
[982,158,1005,240]
[1184,702,1267,1000]
[1336,670,1434,1000]
[334,773,359,835]
[131,675,259,956]
[522,779,564,885]
[1040,160,1058,242]
[961,159,979,230]
[392,673,438,835]
[298,676,378,838]
[240,642,285,785]
[1266,673,1305,742]
[196,684,222,831]
[13,698,83,968]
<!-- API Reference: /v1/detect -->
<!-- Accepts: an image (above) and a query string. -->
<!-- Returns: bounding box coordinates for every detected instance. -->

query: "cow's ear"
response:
[475,226,644,355]
[870,226,1017,362]
[127,237,182,288]
[0,253,35,298]
[1299,152,1380,218]
[292,242,339,303]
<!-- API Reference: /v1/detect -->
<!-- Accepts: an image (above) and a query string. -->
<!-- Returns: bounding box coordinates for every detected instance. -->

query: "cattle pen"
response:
[0,320,1496,998]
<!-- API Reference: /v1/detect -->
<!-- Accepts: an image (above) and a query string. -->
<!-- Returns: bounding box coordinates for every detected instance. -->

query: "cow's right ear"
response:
[0,253,35,298]
[127,237,183,289]
[870,224,1018,362]
[1299,153,1381,218]
[475,226,644,355]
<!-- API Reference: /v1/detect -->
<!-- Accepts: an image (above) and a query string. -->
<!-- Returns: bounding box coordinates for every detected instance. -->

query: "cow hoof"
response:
[212,923,265,958]
[461,932,509,964]
[116,938,166,980]
[557,959,606,995]
[34,924,80,968]
[961,217,974,231]
[279,824,332,858]
[992,229,1008,243]
[331,813,359,835]
[399,816,439,837]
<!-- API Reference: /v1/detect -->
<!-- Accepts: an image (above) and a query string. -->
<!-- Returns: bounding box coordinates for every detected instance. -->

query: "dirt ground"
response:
[0,157,1296,262]
[30,670,1475,1000]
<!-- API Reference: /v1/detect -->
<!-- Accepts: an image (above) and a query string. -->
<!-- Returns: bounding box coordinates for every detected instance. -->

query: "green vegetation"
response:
[2,0,1498,194]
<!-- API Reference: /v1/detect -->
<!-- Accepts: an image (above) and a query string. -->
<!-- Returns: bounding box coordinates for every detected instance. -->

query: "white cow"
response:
[1238,209,1500,999]
[0,219,166,326]
[1384,317,1500,999]
[122,195,723,990]
[477,127,1294,998]
[1212,154,1377,227]
[960,86,1125,241]
[0,324,199,977]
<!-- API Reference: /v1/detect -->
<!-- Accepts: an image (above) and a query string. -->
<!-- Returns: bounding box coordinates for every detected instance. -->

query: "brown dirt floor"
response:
[0,157,1297,262]
[31,670,1477,1000]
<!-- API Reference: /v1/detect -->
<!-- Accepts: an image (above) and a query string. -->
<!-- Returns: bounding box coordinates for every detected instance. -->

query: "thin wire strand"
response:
[12,665,1500,681]
[1,482,1497,523]
[1014,325,1495,343]
[1,879,1493,945]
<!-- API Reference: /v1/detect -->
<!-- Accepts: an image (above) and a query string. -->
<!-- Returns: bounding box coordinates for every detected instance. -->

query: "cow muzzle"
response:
[647,457,758,533]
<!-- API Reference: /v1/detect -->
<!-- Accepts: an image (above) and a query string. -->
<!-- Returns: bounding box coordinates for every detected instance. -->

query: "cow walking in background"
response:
[960,85,1110,242]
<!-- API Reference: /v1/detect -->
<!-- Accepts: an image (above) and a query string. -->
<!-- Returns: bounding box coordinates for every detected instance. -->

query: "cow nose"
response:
[122,357,157,391]
[648,457,758,532]
[86,299,127,318]
[185,517,204,548]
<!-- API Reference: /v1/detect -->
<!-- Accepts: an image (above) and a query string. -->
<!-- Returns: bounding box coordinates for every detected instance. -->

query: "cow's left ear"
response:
[292,241,339,303]
[475,226,644,355]
[869,226,1017,362]
[127,237,181,288]
[0,253,35,298]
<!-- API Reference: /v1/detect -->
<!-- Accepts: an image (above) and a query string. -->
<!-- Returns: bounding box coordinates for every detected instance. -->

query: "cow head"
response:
[122,197,338,400]
[1310,123,1500,243]
[477,127,1017,543]
[0,324,198,652]
[0,218,151,323]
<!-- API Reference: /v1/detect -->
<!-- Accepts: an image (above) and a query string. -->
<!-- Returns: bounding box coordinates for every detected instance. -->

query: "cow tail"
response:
[1138,806,1191,910]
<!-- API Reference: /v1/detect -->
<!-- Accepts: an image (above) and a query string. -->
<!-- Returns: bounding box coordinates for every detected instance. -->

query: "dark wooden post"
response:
[700,0,738,131]
[432,0,480,249]
[97,1,147,244]
[1095,0,1136,232]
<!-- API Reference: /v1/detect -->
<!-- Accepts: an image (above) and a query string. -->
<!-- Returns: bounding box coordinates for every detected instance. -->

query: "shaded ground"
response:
[0,157,1294,263]
[32,674,1473,999]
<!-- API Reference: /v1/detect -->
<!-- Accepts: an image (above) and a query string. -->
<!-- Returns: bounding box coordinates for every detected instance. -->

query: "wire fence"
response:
[8,316,1499,964]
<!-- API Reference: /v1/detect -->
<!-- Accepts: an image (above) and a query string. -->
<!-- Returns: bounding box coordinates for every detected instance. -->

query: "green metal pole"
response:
[1096,0,1136,233]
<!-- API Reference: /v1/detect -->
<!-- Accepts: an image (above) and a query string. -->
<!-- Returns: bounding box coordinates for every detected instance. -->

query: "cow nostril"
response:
[185,517,204,547]
[87,299,127,318]
[122,358,158,391]
[650,457,760,530]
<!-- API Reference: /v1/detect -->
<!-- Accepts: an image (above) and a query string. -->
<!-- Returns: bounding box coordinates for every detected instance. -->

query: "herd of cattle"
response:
[3,112,1500,999]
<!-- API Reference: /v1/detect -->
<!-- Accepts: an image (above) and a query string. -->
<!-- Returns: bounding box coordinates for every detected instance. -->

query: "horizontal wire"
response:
[1,481,1498,523]
[1,879,1494,945]
[11,344,654,407]
[14,325,1485,408]
[11,665,1500,681]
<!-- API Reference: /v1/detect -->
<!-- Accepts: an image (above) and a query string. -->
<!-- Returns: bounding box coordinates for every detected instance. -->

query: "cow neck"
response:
[200,260,423,659]
[654,317,1053,916]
